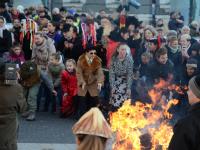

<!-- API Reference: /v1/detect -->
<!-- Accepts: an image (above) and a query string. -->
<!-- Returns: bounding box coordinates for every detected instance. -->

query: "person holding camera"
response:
[0,58,27,150]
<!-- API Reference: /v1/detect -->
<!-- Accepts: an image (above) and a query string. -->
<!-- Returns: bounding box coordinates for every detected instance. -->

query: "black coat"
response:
[169,102,200,150]
[166,46,183,82]
[0,29,12,56]
[0,11,12,23]
[58,35,83,62]
[147,59,174,83]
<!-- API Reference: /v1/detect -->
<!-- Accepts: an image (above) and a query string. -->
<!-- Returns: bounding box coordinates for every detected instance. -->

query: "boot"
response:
[26,112,36,121]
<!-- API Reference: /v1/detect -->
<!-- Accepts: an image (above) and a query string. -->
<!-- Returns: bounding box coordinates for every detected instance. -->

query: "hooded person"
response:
[169,74,200,150]
[72,107,112,150]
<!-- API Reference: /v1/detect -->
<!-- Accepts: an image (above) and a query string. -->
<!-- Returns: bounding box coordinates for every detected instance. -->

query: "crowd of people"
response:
[0,2,199,122]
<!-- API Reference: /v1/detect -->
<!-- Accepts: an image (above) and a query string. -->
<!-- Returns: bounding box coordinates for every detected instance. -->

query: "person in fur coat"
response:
[76,45,104,118]
[60,59,77,117]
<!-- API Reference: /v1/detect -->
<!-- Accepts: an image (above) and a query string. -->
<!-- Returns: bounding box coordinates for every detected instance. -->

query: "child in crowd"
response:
[3,43,25,67]
[60,59,77,117]
[43,52,65,112]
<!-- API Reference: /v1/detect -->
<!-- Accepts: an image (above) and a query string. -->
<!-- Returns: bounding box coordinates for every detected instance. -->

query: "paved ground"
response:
[18,112,76,150]
[18,143,76,150]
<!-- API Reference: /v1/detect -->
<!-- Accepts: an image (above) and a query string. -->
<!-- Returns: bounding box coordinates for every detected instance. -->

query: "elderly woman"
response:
[109,43,133,110]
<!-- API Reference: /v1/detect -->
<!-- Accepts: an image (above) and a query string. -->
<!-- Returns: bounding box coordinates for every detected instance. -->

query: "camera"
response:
[4,63,17,85]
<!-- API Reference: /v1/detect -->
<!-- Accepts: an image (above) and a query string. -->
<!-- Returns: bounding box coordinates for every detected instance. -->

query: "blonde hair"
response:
[180,34,191,41]
[112,43,131,59]
[65,59,76,66]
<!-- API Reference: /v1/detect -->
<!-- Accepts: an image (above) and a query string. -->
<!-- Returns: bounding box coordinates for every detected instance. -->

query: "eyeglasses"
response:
[89,52,96,55]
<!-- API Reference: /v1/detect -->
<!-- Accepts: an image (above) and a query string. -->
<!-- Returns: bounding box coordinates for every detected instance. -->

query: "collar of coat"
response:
[78,53,102,70]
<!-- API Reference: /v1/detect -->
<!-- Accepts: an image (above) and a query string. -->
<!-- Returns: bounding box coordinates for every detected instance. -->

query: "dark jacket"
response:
[166,45,183,82]
[169,102,200,150]
[0,11,12,23]
[0,82,27,150]
[58,35,83,62]
[147,59,174,83]
[0,29,12,56]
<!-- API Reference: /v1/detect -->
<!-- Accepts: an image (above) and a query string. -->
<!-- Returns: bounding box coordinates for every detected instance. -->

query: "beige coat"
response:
[32,37,56,69]
[76,54,104,97]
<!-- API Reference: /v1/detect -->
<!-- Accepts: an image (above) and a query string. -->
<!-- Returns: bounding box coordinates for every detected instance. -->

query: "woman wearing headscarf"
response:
[0,16,12,57]
[109,43,133,111]
[72,107,112,150]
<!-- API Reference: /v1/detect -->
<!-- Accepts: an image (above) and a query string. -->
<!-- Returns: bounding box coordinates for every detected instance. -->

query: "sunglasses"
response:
[89,52,96,55]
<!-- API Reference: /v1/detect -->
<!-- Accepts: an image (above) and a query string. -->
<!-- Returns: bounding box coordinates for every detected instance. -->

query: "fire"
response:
[110,79,182,150]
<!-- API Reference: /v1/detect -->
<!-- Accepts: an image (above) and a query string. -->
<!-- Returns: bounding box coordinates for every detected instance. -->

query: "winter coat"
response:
[61,70,78,116]
[0,11,12,23]
[48,63,65,88]
[169,102,200,150]
[57,35,83,62]
[76,54,104,97]
[147,59,174,84]
[32,37,56,69]
[61,70,78,96]
[0,29,12,56]
[166,45,183,82]
[109,55,133,90]
[47,31,62,49]
[0,81,27,150]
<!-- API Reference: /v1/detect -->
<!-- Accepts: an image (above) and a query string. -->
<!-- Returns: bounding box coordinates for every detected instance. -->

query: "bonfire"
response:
[110,79,184,150]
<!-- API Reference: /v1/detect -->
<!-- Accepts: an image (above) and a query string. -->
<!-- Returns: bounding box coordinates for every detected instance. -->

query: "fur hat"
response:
[189,75,200,99]
[72,107,112,138]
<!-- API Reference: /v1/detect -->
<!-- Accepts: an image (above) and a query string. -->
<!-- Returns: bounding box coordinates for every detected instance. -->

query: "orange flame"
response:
[110,79,181,150]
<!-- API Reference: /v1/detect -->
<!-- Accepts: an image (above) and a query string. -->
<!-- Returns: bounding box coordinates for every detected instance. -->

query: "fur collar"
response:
[78,54,102,70]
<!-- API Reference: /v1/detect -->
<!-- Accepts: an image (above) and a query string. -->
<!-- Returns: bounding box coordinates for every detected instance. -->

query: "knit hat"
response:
[186,58,198,68]
[72,107,112,138]
[189,75,200,99]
